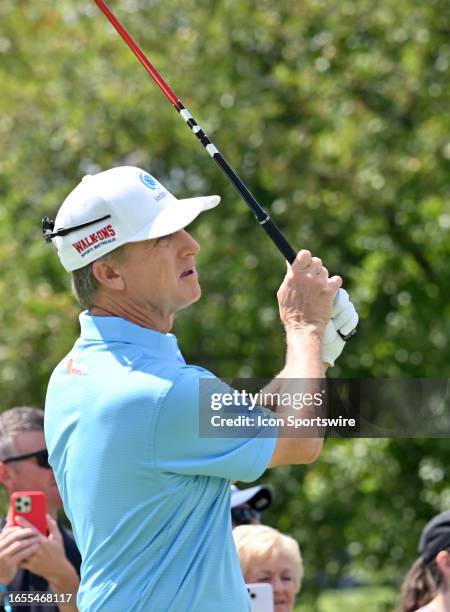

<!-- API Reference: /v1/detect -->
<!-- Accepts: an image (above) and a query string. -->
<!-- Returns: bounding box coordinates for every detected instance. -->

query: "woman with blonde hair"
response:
[233,524,303,612]
[399,511,450,612]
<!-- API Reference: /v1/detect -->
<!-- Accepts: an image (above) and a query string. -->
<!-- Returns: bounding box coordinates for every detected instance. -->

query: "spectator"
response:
[231,485,272,528]
[399,510,450,612]
[233,524,303,612]
[0,407,80,612]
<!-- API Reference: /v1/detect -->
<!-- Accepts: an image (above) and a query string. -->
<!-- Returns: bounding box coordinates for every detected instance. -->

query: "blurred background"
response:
[0,0,449,609]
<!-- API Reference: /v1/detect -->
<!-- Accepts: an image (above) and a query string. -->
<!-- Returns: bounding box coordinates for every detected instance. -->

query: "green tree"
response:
[0,0,448,600]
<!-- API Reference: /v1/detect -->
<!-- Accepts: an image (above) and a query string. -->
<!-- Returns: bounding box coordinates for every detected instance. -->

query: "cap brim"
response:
[231,485,272,510]
[179,195,220,211]
[128,195,220,243]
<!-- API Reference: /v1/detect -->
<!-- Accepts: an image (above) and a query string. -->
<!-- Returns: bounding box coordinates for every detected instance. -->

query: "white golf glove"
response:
[331,288,359,339]
[322,289,359,367]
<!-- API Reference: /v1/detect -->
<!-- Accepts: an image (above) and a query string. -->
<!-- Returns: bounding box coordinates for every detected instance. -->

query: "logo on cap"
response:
[72,224,117,257]
[140,172,158,190]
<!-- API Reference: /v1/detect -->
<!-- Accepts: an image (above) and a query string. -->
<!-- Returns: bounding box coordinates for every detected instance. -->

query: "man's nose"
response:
[180,230,200,255]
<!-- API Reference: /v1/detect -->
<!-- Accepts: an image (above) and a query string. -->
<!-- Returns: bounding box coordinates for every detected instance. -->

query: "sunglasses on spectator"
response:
[2,448,50,469]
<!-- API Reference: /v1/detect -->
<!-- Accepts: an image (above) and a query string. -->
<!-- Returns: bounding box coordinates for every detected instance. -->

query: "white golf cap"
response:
[48,166,220,271]
[230,485,272,511]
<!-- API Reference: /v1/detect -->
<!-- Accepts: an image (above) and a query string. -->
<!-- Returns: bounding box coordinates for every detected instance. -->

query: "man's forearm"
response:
[264,326,325,398]
[283,326,325,378]
[264,326,326,466]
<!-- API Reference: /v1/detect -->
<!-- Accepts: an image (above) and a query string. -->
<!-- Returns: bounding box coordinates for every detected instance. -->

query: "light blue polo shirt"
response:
[44,313,276,612]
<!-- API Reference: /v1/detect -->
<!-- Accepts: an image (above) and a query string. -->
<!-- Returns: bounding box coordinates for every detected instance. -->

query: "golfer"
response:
[43,166,356,611]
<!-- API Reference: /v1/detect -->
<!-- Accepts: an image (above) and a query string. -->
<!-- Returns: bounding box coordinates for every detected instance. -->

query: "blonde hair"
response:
[233,524,303,592]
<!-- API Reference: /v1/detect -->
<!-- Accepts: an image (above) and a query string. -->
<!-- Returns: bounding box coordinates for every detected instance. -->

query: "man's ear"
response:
[0,461,13,491]
[92,259,125,291]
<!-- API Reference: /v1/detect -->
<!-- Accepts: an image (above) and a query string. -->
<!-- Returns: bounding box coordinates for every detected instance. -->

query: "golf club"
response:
[93,0,357,341]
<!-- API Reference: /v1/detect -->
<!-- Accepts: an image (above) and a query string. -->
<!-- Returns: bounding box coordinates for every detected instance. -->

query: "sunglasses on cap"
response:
[2,448,50,469]
[41,214,111,242]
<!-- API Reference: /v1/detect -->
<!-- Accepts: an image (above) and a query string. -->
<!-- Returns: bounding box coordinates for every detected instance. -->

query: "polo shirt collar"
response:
[79,311,184,362]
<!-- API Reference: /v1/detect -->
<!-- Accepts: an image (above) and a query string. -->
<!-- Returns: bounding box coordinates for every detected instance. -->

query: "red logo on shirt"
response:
[66,358,85,376]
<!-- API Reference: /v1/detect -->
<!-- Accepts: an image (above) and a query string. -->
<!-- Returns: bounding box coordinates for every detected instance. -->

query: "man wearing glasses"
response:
[0,407,80,612]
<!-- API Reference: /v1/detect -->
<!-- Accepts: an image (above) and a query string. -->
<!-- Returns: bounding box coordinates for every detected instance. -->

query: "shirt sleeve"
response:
[153,366,277,482]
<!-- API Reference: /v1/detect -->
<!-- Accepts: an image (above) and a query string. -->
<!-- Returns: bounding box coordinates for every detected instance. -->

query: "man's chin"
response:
[184,285,202,307]
[192,286,202,303]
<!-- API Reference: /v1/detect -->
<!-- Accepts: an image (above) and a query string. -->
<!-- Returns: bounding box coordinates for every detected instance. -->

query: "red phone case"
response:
[10,491,48,535]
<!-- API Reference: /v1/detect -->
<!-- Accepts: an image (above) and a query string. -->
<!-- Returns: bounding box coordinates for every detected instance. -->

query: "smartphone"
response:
[247,583,274,612]
[10,491,48,536]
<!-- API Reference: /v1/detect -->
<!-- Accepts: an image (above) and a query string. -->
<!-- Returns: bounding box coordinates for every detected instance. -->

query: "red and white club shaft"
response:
[93,0,357,340]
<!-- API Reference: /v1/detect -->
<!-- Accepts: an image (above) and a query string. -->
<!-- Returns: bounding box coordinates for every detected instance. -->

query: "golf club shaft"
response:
[94,0,297,264]
[93,0,357,341]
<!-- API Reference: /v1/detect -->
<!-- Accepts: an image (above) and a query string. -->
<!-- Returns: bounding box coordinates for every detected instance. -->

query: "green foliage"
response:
[0,0,448,598]
[261,438,450,595]
[296,585,398,612]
